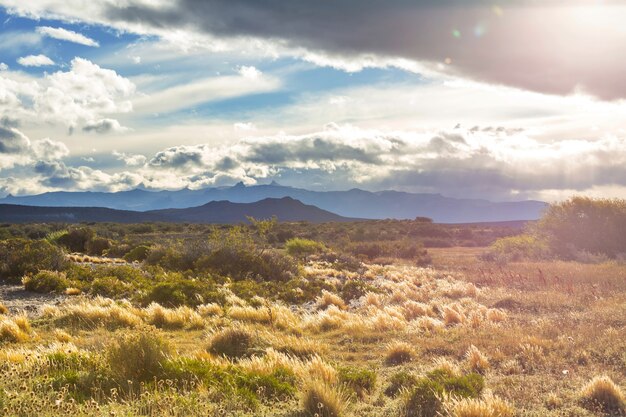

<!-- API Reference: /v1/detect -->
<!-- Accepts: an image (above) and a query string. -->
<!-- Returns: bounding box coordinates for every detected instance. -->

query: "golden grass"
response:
[384,340,416,365]
[465,345,490,374]
[579,375,626,413]
[442,392,515,417]
[300,380,348,417]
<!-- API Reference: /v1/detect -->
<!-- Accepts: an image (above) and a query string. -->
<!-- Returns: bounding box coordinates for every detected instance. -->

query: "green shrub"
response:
[85,237,110,256]
[385,371,418,397]
[338,366,376,398]
[402,371,484,417]
[57,227,95,253]
[285,238,324,259]
[23,270,70,293]
[123,245,151,262]
[0,238,67,283]
[236,367,296,401]
[106,327,171,384]
[89,276,132,298]
[482,234,549,263]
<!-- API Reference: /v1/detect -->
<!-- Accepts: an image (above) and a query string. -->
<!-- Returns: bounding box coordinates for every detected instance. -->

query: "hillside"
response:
[0,197,354,224]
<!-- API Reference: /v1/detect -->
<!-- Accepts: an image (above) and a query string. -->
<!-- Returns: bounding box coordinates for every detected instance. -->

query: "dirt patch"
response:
[0,284,65,315]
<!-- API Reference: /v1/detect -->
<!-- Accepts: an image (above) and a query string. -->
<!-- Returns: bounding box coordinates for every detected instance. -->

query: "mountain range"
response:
[0,183,547,223]
[0,198,353,224]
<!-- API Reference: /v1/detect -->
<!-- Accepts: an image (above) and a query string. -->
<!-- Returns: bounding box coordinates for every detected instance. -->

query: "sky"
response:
[1,0,626,201]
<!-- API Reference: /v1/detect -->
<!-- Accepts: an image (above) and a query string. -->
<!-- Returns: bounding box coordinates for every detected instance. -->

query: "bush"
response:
[106,327,171,384]
[0,238,67,283]
[206,326,261,359]
[481,234,549,263]
[57,227,95,253]
[385,371,418,397]
[402,371,484,417]
[89,276,132,298]
[579,375,625,414]
[338,366,376,398]
[538,196,626,259]
[23,270,70,293]
[285,238,324,260]
[85,237,110,256]
[123,245,151,262]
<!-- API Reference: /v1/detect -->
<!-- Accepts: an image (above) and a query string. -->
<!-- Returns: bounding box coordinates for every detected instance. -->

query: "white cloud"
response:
[238,65,261,79]
[36,26,99,47]
[17,54,55,67]
[0,63,8,71]
[234,122,256,131]
[113,150,147,166]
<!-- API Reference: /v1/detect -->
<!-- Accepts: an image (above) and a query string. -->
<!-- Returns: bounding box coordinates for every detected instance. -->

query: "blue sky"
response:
[2,1,626,201]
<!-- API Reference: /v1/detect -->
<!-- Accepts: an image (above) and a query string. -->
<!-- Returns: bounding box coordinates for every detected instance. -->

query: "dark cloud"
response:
[246,137,383,165]
[149,145,206,168]
[82,118,124,134]
[103,0,626,99]
[0,126,29,154]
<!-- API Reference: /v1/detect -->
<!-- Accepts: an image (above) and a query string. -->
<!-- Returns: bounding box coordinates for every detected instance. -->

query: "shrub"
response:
[206,326,261,359]
[338,366,376,398]
[285,238,324,260]
[123,245,151,262]
[107,327,171,384]
[579,375,625,413]
[89,276,132,298]
[56,227,95,252]
[402,371,484,417]
[481,234,549,263]
[0,238,67,283]
[236,367,297,401]
[85,237,110,256]
[385,341,417,366]
[385,371,418,397]
[23,270,70,293]
[301,381,348,417]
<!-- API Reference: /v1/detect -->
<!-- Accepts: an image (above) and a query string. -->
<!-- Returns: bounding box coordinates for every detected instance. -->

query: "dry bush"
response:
[485,308,507,323]
[385,341,416,365]
[442,392,515,417]
[300,380,348,417]
[316,290,347,310]
[0,303,8,315]
[465,345,490,374]
[579,375,625,413]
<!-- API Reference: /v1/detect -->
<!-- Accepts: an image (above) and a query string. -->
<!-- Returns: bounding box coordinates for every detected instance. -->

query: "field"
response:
[0,219,624,416]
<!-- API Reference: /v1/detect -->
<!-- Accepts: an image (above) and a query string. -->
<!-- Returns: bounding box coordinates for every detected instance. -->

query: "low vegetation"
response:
[0,198,624,416]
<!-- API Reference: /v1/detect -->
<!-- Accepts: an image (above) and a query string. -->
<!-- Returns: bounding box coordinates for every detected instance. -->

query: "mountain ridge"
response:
[0,184,547,223]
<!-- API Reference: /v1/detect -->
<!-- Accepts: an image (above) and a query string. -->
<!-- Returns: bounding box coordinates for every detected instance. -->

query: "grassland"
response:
[0,218,624,416]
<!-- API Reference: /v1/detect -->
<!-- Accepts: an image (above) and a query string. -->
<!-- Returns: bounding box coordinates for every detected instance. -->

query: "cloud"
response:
[17,54,55,67]
[0,63,7,71]
[36,26,99,47]
[0,125,68,170]
[0,57,135,128]
[113,150,147,166]
[83,118,128,134]
[5,0,626,99]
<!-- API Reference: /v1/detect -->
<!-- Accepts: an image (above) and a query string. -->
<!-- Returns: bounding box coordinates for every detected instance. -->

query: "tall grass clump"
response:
[385,341,416,365]
[206,325,261,359]
[301,381,348,417]
[442,393,515,417]
[107,327,172,384]
[579,375,625,414]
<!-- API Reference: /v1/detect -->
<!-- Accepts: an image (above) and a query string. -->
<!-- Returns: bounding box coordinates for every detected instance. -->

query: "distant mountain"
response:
[0,197,354,224]
[0,183,548,223]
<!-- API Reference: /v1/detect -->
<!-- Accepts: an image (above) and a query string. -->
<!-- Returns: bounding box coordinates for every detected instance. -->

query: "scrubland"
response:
[0,197,624,416]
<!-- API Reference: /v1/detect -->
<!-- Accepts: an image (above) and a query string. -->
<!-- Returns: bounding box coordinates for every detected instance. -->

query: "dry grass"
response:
[300,380,348,417]
[579,375,626,413]
[442,392,515,417]
[385,340,416,365]
[465,345,490,374]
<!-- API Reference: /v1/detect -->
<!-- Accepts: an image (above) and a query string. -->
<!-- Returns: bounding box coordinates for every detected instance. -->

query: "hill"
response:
[0,197,354,224]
